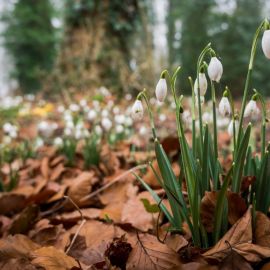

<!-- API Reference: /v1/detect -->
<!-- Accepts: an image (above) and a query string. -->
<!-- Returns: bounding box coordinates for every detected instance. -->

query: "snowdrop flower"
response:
[79,99,87,107]
[202,112,212,123]
[116,124,124,134]
[155,78,167,102]
[100,86,110,97]
[194,73,208,96]
[131,100,143,120]
[228,120,239,137]
[107,100,115,109]
[113,106,120,114]
[101,109,109,118]
[139,126,148,136]
[150,97,156,105]
[95,125,103,136]
[101,118,112,131]
[87,110,97,121]
[93,100,100,109]
[3,123,13,133]
[9,130,18,139]
[219,97,231,117]
[195,96,205,107]
[244,100,260,118]
[54,137,63,147]
[115,114,125,125]
[208,57,223,82]
[217,117,230,128]
[125,94,132,101]
[262,30,270,59]
[66,120,74,129]
[125,117,133,127]
[35,138,44,149]
[69,103,80,112]
[64,128,72,137]
[181,110,192,126]
[159,114,166,122]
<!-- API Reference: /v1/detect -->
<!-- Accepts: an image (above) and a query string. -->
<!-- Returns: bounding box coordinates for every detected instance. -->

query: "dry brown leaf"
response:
[144,160,162,188]
[31,246,78,270]
[200,191,247,232]
[99,144,120,175]
[0,193,26,215]
[126,233,182,270]
[0,234,40,261]
[40,156,50,180]
[121,191,159,231]
[67,171,98,207]
[203,207,270,263]
[50,163,66,181]
[219,249,252,269]
[255,211,270,247]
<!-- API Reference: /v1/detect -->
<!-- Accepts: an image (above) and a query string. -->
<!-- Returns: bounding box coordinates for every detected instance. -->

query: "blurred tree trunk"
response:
[46,0,141,98]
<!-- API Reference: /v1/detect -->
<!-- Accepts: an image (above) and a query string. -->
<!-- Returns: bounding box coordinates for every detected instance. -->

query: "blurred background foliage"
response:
[1,0,270,96]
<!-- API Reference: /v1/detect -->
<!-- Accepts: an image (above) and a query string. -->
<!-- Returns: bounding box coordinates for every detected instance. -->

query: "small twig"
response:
[156,194,168,244]
[80,164,148,203]
[64,196,86,254]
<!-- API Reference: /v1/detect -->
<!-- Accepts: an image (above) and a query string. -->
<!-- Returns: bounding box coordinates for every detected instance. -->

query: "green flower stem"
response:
[226,87,236,151]
[253,89,267,156]
[237,20,267,148]
[196,43,211,147]
[188,76,196,156]
[137,90,157,139]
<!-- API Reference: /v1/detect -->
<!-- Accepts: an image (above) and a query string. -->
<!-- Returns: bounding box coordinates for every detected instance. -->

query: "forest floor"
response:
[0,93,270,270]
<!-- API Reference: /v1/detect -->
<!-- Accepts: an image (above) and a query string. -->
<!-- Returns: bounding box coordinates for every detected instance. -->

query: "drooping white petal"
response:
[244,100,260,118]
[262,30,270,59]
[218,97,231,117]
[131,100,144,120]
[228,120,239,137]
[208,57,223,82]
[194,73,208,96]
[155,78,167,102]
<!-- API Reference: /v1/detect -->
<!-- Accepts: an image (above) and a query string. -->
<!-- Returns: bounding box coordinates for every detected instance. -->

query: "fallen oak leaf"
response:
[203,207,270,263]
[255,211,270,247]
[0,193,26,215]
[31,246,78,270]
[126,233,182,270]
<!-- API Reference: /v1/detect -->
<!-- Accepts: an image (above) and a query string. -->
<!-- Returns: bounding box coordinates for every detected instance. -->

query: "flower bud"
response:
[207,57,223,82]
[262,30,270,59]
[228,119,239,137]
[131,100,143,120]
[218,97,231,117]
[194,73,208,96]
[244,100,260,118]
[155,78,167,102]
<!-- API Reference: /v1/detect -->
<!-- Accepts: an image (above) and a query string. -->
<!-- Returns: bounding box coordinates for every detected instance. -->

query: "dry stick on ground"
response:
[80,164,148,203]
[64,195,86,255]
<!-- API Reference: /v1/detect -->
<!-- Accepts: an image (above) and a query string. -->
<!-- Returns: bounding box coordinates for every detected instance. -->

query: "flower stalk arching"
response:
[196,43,212,147]
[252,89,267,156]
[188,76,196,155]
[237,19,269,148]
[137,90,157,139]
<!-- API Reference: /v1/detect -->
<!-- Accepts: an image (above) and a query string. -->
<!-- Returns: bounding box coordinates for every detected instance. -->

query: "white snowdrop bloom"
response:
[116,124,124,134]
[228,120,239,137]
[101,118,112,131]
[79,99,87,107]
[87,110,97,121]
[57,105,65,113]
[93,100,100,109]
[195,95,205,107]
[3,123,13,133]
[76,121,84,130]
[69,103,80,112]
[100,86,110,96]
[115,114,125,124]
[139,126,148,136]
[262,30,270,59]
[66,120,74,129]
[54,137,63,147]
[38,121,56,138]
[181,110,192,126]
[244,100,260,118]
[75,129,83,140]
[159,114,167,122]
[155,78,167,102]
[219,97,231,117]
[217,117,230,128]
[63,111,72,122]
[64,128,72,137]
[131,100,143,120]
[125,93,132,101]
[9,130,17,139]
[83,129,90,138]
[35,138,44,148]
[202,112,212,123]
[101,109,109,118]
[170,102,176,109]
[113,106,120,114]
[25,94,35,101]
[194,73,208,96]
[125,116,133,127]
[150,97,156,105]
[95,125,103,136]
[208,57,223,82]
